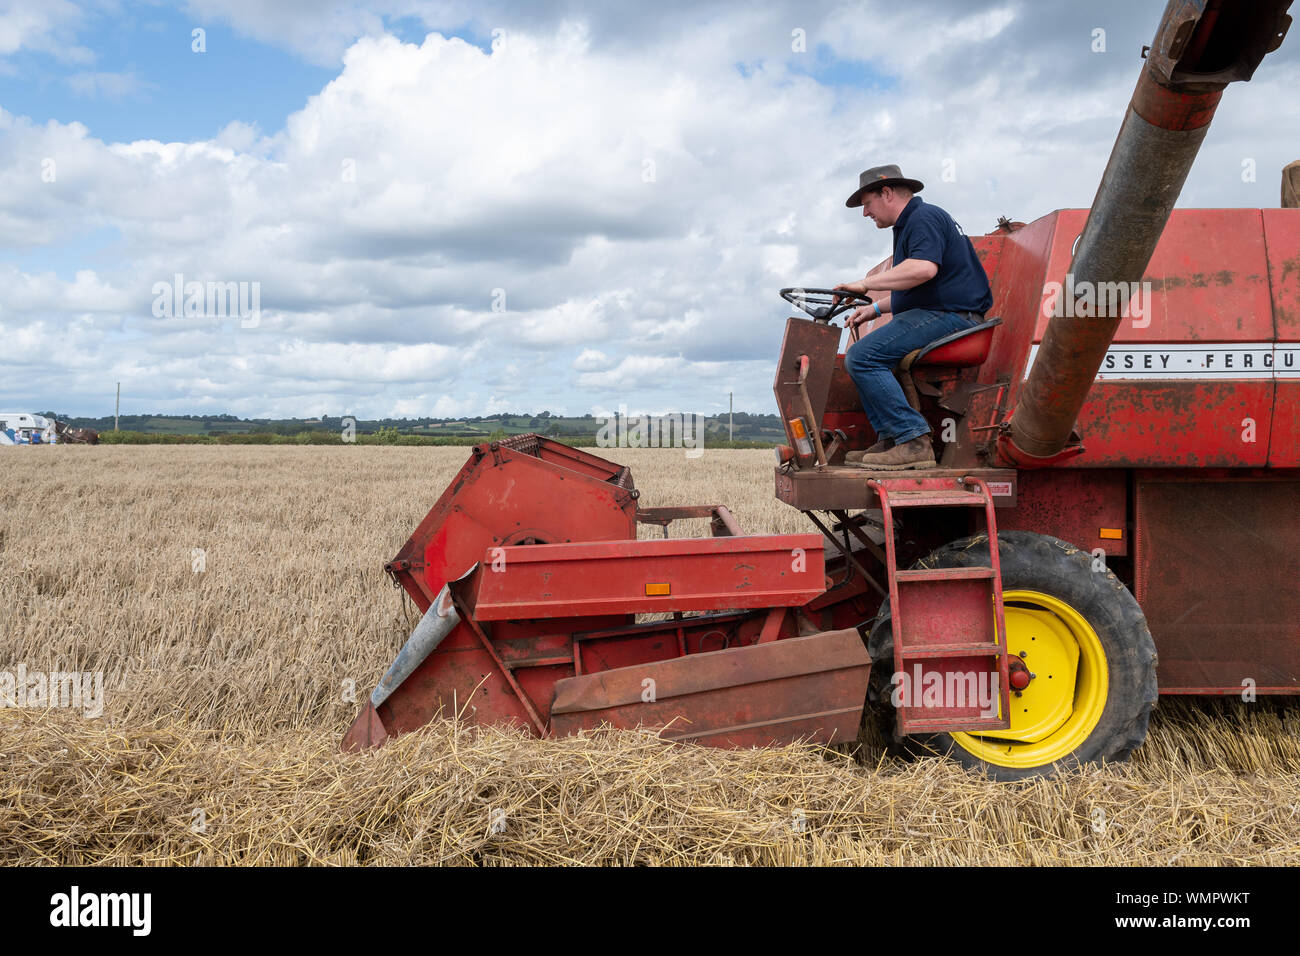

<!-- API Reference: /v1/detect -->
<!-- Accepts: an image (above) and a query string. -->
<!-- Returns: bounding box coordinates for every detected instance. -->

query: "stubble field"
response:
[2,445,1299,865]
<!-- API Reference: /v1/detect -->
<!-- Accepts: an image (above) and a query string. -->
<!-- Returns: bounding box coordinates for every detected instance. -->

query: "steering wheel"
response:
[780,287,873,323]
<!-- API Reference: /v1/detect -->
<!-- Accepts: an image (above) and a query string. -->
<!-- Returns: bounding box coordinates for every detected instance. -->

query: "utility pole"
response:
[115,382,120,431]
[729,392,733,442]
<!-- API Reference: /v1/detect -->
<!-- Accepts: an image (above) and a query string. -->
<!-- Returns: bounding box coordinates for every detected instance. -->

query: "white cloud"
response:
[67,70,152,99]
[572,348,610,371]
[3,2,1298,420]
[0,0,90,63]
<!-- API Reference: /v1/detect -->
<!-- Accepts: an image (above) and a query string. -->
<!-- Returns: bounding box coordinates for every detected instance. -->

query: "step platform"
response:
[775,465,1017,512]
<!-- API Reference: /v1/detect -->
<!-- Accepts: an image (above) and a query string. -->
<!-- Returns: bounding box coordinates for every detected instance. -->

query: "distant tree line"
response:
[49,409,786,441]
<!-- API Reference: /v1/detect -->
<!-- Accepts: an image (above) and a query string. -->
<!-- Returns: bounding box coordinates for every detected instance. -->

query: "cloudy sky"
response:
[1,0,1297,420]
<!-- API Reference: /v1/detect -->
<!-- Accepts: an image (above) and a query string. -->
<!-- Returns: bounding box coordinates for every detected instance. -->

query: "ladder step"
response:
[883,490,989,508]
[901,716,1010,733]
[896,566,994,582]
[899,642,1004,659]
[874,475,1012,737]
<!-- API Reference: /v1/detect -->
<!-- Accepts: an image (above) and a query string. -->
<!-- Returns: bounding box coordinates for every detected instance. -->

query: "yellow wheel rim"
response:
[950,589,1108,769]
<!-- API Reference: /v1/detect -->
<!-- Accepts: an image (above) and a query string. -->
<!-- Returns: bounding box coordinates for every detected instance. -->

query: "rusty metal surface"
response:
[946,206,1289,469]
[1270,382,1300,468]
[636,504,744,536]
[385,437,638,610]
[1070,381,1273,467]
[341,702,388,752]
[472,534,827,619]
[349,586,871,750]
[1124,210,1273,344]
[775,465,1016,512]
[773,317,841,465]
[1140,0,1291,90]
[1264,210,1300,338]
[550,628,871,747]
[1265,210,1300,466]
[896,575,997,649]
[889,658,1007,735]
[1136,472,1300,691]
[997,469,1129,555]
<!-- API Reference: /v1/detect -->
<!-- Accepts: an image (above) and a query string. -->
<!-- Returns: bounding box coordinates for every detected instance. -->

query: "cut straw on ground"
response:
[2,446,1299,865]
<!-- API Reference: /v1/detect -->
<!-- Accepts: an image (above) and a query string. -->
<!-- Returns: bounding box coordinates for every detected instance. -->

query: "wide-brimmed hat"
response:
[845,164,925,207]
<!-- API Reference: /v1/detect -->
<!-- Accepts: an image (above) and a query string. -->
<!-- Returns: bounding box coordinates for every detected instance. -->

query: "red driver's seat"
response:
[897,317,1002,411]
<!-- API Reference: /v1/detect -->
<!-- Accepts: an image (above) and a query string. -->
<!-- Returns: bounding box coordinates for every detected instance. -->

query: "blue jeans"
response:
[844,308,980,445]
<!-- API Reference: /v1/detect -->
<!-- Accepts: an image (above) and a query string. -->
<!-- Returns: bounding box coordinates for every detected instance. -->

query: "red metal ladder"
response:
[869,476,1012,735]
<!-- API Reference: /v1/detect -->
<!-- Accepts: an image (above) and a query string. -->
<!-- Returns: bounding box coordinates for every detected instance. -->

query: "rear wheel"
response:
[865,530,1157,781]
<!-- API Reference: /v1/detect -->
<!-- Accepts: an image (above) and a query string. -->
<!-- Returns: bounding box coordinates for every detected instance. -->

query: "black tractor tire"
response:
[864,530,1158,781]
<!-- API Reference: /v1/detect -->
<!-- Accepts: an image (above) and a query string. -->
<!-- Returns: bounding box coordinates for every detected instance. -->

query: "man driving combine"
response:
[834,164,992,469]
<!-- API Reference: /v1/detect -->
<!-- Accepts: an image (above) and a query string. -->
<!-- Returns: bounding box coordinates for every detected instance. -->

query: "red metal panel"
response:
[969,231,1007,286]
[940,213,1062,471]
[896,575,995,648]
[1031,209,1272,344]
[388,437,637,610]
[773,318,841,462]
[1127,209,1271,343]
[945,209,1286,470]
[1135,472,1300,693]
[1032,209,1090,341]
[775,466,1017,512]
[1070,380,1273,467]
[1261,208,1300,336]
[979,213,1062,386]
[997,469,1129,555]
[1269,382,1300,467]
[473,534,826,620]
[549,629,871,747]
[890,658,1004,734]
[1265,209,1300,466]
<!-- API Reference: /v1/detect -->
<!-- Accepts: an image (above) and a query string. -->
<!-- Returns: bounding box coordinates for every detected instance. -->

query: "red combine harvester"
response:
[346,0,1296,779]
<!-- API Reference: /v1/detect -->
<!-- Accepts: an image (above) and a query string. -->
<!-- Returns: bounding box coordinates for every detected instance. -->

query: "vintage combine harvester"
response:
[346,0,1296,779]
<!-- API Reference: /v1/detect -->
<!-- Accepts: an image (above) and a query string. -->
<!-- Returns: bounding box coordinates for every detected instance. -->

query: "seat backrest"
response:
[914,317,1002,368]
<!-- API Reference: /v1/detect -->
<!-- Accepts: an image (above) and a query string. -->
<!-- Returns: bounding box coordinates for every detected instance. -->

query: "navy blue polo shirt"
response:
[890,196,992,315]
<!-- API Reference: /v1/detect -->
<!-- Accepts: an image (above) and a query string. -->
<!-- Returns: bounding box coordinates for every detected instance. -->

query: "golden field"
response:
[2,445,1299,865]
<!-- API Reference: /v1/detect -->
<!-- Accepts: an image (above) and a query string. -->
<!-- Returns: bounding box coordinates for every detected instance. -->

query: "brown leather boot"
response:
[844,438,893,463]
[849,434,936,470]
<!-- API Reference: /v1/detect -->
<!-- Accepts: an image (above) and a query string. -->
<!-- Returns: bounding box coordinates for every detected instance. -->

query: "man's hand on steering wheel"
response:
[831,280,870,306]
[779,287,872,322]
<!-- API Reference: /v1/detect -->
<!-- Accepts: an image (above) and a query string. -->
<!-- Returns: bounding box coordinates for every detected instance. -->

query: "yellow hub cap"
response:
[950,589,1108,769]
